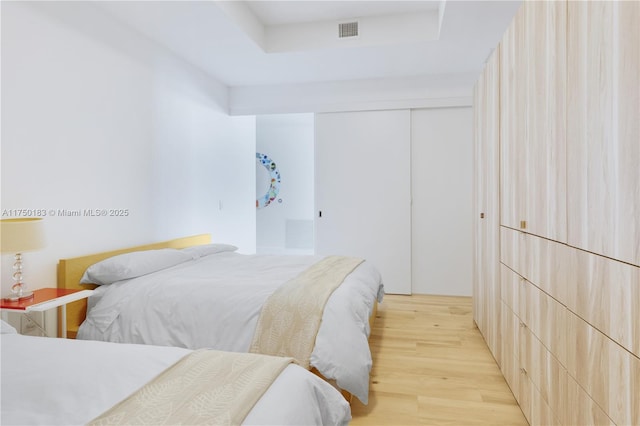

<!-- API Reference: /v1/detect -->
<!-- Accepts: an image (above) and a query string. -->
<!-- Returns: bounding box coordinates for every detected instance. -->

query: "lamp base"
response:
[3,291,34,302]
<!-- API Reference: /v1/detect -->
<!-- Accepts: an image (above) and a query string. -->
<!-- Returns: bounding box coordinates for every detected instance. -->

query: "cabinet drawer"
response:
[566,248,640,358]
[518,369,532,425]
[500,226,525,274]
[519,325,568,424]
[566,312,640,426]
[501,227,570,306]
[521,233,570,306]
[500,263,520,316]
[520,279,567,366]
[566,375,614,426]
[530,378,562,426]
[500,301,521,401]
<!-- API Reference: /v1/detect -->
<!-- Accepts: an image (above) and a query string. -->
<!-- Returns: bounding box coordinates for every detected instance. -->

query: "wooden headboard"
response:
[57,234,211,338]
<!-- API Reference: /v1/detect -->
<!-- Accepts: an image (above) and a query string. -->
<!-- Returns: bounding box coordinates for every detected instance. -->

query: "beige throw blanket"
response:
[249,255,364,368]
[89,350,294,426]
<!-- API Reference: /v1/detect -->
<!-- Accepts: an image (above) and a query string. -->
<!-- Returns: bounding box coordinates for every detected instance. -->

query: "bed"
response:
[0,320,351,425]
[57,234,384,405]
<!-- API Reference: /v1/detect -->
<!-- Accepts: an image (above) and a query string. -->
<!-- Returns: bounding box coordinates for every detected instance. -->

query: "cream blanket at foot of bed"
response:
[88,350,294,426]
[249,255,364,368]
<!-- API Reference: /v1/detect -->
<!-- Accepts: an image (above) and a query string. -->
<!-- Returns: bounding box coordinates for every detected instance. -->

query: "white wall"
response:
[0,1,256,299]
[411,107,473,296]
[256,114,314,254]
[150,65,256,253]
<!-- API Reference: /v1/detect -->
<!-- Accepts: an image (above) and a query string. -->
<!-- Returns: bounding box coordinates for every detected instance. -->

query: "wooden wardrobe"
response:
[473,1,639,425]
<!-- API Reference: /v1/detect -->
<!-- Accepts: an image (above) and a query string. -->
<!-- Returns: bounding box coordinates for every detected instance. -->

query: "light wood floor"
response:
[351,294,527,425]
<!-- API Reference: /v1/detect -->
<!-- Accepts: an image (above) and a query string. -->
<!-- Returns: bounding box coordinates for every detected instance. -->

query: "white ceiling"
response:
[245,1,441,26]
[95,0,521,88]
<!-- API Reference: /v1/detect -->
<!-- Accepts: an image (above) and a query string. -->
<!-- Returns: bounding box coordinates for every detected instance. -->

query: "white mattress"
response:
[78,252,383,403]
[0,330,351,425]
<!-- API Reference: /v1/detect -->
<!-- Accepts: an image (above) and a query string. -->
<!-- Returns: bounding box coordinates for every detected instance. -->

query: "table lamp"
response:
[0,218,46,301]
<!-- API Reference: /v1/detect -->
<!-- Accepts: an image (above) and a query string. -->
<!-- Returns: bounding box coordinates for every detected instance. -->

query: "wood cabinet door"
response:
[473,47,501,360]
[523,0,567,242]
[499,6,526,232]
[472,82,484,332]
[501,1,567,242]
[567,1,640,267]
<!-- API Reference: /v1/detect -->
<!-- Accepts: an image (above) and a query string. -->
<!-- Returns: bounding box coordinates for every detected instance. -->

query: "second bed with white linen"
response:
[1,320,351,425]
[76,246,384,404]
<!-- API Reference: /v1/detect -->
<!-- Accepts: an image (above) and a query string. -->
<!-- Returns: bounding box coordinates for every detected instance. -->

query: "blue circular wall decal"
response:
[256,152,281,209]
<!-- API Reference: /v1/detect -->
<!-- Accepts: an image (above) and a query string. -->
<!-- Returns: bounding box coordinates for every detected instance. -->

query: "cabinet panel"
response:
[566,312,640,426]
[567,1,640,266]
[566,248,640,358]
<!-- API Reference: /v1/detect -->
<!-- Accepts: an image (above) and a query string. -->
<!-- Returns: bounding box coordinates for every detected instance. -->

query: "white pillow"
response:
[80,248,192,285]
[181,244,238,259]
[1,320,18,334]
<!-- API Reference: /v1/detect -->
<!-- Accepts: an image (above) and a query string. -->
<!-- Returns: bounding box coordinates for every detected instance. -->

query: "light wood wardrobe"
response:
[473,1,639,425]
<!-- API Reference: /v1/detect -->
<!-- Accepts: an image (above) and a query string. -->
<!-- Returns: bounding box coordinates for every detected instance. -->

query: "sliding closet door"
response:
[315,110,411,294]
[412,107,474,297]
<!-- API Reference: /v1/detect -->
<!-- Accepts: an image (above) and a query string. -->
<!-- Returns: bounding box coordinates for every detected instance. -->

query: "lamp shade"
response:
[0,218,46,253]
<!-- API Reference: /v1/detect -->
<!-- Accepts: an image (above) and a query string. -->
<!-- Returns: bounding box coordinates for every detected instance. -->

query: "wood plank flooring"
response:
[351,294,527,425]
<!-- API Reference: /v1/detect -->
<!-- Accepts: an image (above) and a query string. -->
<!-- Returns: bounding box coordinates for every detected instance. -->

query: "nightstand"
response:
[1,288,93,337]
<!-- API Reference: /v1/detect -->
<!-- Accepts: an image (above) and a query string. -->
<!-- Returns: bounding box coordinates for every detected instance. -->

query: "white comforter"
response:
[78,252,384,404]
[0,330,351,425]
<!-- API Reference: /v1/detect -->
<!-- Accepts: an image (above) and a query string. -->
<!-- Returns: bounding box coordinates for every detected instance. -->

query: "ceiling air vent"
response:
[339,21,359,38]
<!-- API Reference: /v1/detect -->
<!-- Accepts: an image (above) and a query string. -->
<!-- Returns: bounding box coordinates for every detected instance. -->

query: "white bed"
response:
[68,244,384,404]
[0,320,351,426]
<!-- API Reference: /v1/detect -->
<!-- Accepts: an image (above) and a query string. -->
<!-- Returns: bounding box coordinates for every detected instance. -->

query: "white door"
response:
[315,110,411,294]
[411,108,473,296]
